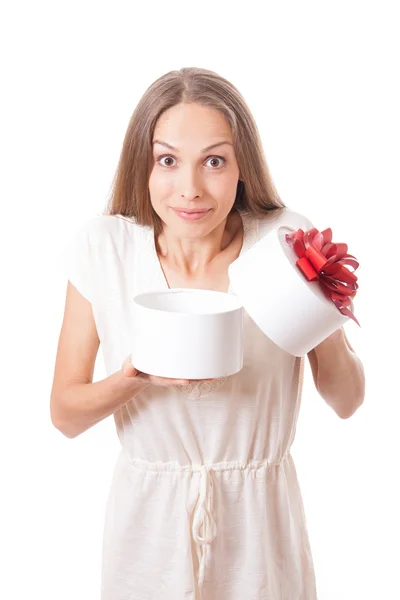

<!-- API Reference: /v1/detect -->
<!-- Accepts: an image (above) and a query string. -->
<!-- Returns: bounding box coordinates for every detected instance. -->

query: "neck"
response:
[155,210,242,278]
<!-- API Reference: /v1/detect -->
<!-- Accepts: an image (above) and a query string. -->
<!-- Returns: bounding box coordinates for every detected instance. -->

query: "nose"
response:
[178,165,203,200]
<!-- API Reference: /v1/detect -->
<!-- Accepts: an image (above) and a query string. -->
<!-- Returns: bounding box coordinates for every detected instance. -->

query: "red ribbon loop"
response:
[285,226,361,327]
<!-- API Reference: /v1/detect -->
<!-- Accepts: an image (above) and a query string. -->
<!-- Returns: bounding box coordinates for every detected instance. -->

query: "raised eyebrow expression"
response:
[152,140,233,153]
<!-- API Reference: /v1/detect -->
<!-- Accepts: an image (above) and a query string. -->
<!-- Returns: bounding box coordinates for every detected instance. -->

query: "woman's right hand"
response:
[121,354,213,387]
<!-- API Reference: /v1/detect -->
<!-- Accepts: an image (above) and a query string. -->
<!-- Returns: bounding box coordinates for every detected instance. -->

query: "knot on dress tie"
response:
[191,465,217,591]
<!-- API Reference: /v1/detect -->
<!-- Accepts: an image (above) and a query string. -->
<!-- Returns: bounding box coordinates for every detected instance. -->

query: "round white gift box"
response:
[228,225,354,357]
[131,288,244,379]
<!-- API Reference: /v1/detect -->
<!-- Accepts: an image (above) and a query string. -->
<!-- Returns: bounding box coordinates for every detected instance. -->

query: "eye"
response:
[157,155,177,167]
[155,155,226,168]
[205,156,226,168]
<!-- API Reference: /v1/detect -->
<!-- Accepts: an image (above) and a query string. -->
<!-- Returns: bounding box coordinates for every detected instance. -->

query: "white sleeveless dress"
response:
[62,207,318,600]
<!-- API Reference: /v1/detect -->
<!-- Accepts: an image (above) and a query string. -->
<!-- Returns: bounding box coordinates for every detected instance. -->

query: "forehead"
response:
[153,103,233,141]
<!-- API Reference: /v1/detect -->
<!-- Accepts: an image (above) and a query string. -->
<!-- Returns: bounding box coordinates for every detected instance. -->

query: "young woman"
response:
[50,67,365,600]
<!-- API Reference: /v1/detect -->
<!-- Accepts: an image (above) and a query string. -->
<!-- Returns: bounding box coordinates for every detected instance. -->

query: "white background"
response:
[1,1,398,598]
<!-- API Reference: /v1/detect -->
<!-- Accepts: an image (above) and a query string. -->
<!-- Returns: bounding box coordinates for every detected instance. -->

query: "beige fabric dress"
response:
[63,206,318,600]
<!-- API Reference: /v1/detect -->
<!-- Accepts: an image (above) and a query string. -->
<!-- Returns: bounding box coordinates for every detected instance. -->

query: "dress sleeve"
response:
[285,208,315,232]
[299,213,315,231]
[274,207,315,234]
[59,219,96,303]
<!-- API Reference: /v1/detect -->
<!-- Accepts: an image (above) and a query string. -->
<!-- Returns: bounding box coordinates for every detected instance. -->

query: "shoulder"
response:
[256,206,315,238]
[277,206,314,229]
[74,213,133,238]
[71,213,153,248]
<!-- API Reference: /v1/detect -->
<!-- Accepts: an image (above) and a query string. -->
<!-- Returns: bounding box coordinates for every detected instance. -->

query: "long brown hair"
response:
[104,67,286,235]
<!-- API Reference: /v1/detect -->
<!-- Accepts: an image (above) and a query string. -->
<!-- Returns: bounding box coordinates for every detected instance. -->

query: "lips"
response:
[172,207,211,221]
[172,208,210,214]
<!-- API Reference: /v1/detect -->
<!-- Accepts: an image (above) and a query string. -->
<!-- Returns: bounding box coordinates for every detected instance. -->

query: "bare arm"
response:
[51,369,150,439]
[307,326,365,419]
[50,282,151,438]
[50,282,192,438]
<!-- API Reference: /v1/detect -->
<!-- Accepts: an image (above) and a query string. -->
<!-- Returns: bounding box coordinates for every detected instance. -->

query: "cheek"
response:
[148,170,174,198]
[211,174,238,201]
[149,168,238,204]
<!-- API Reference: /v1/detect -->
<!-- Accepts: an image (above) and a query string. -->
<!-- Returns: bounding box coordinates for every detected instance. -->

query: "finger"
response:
[122,354,139,377]
[170,379,191,386]
[150,376,190,386]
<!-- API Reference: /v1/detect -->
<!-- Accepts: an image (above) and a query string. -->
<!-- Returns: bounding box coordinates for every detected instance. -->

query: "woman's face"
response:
[149,102,241,238]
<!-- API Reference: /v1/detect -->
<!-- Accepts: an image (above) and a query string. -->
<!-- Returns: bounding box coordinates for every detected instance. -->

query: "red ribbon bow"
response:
[285,227,360,327]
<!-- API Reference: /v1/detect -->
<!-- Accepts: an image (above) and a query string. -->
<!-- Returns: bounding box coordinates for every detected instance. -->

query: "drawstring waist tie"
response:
[192,465,217,589]
[120,450,290,594]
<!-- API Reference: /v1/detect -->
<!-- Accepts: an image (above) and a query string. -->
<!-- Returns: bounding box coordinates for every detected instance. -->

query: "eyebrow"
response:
[152,139,233,153]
